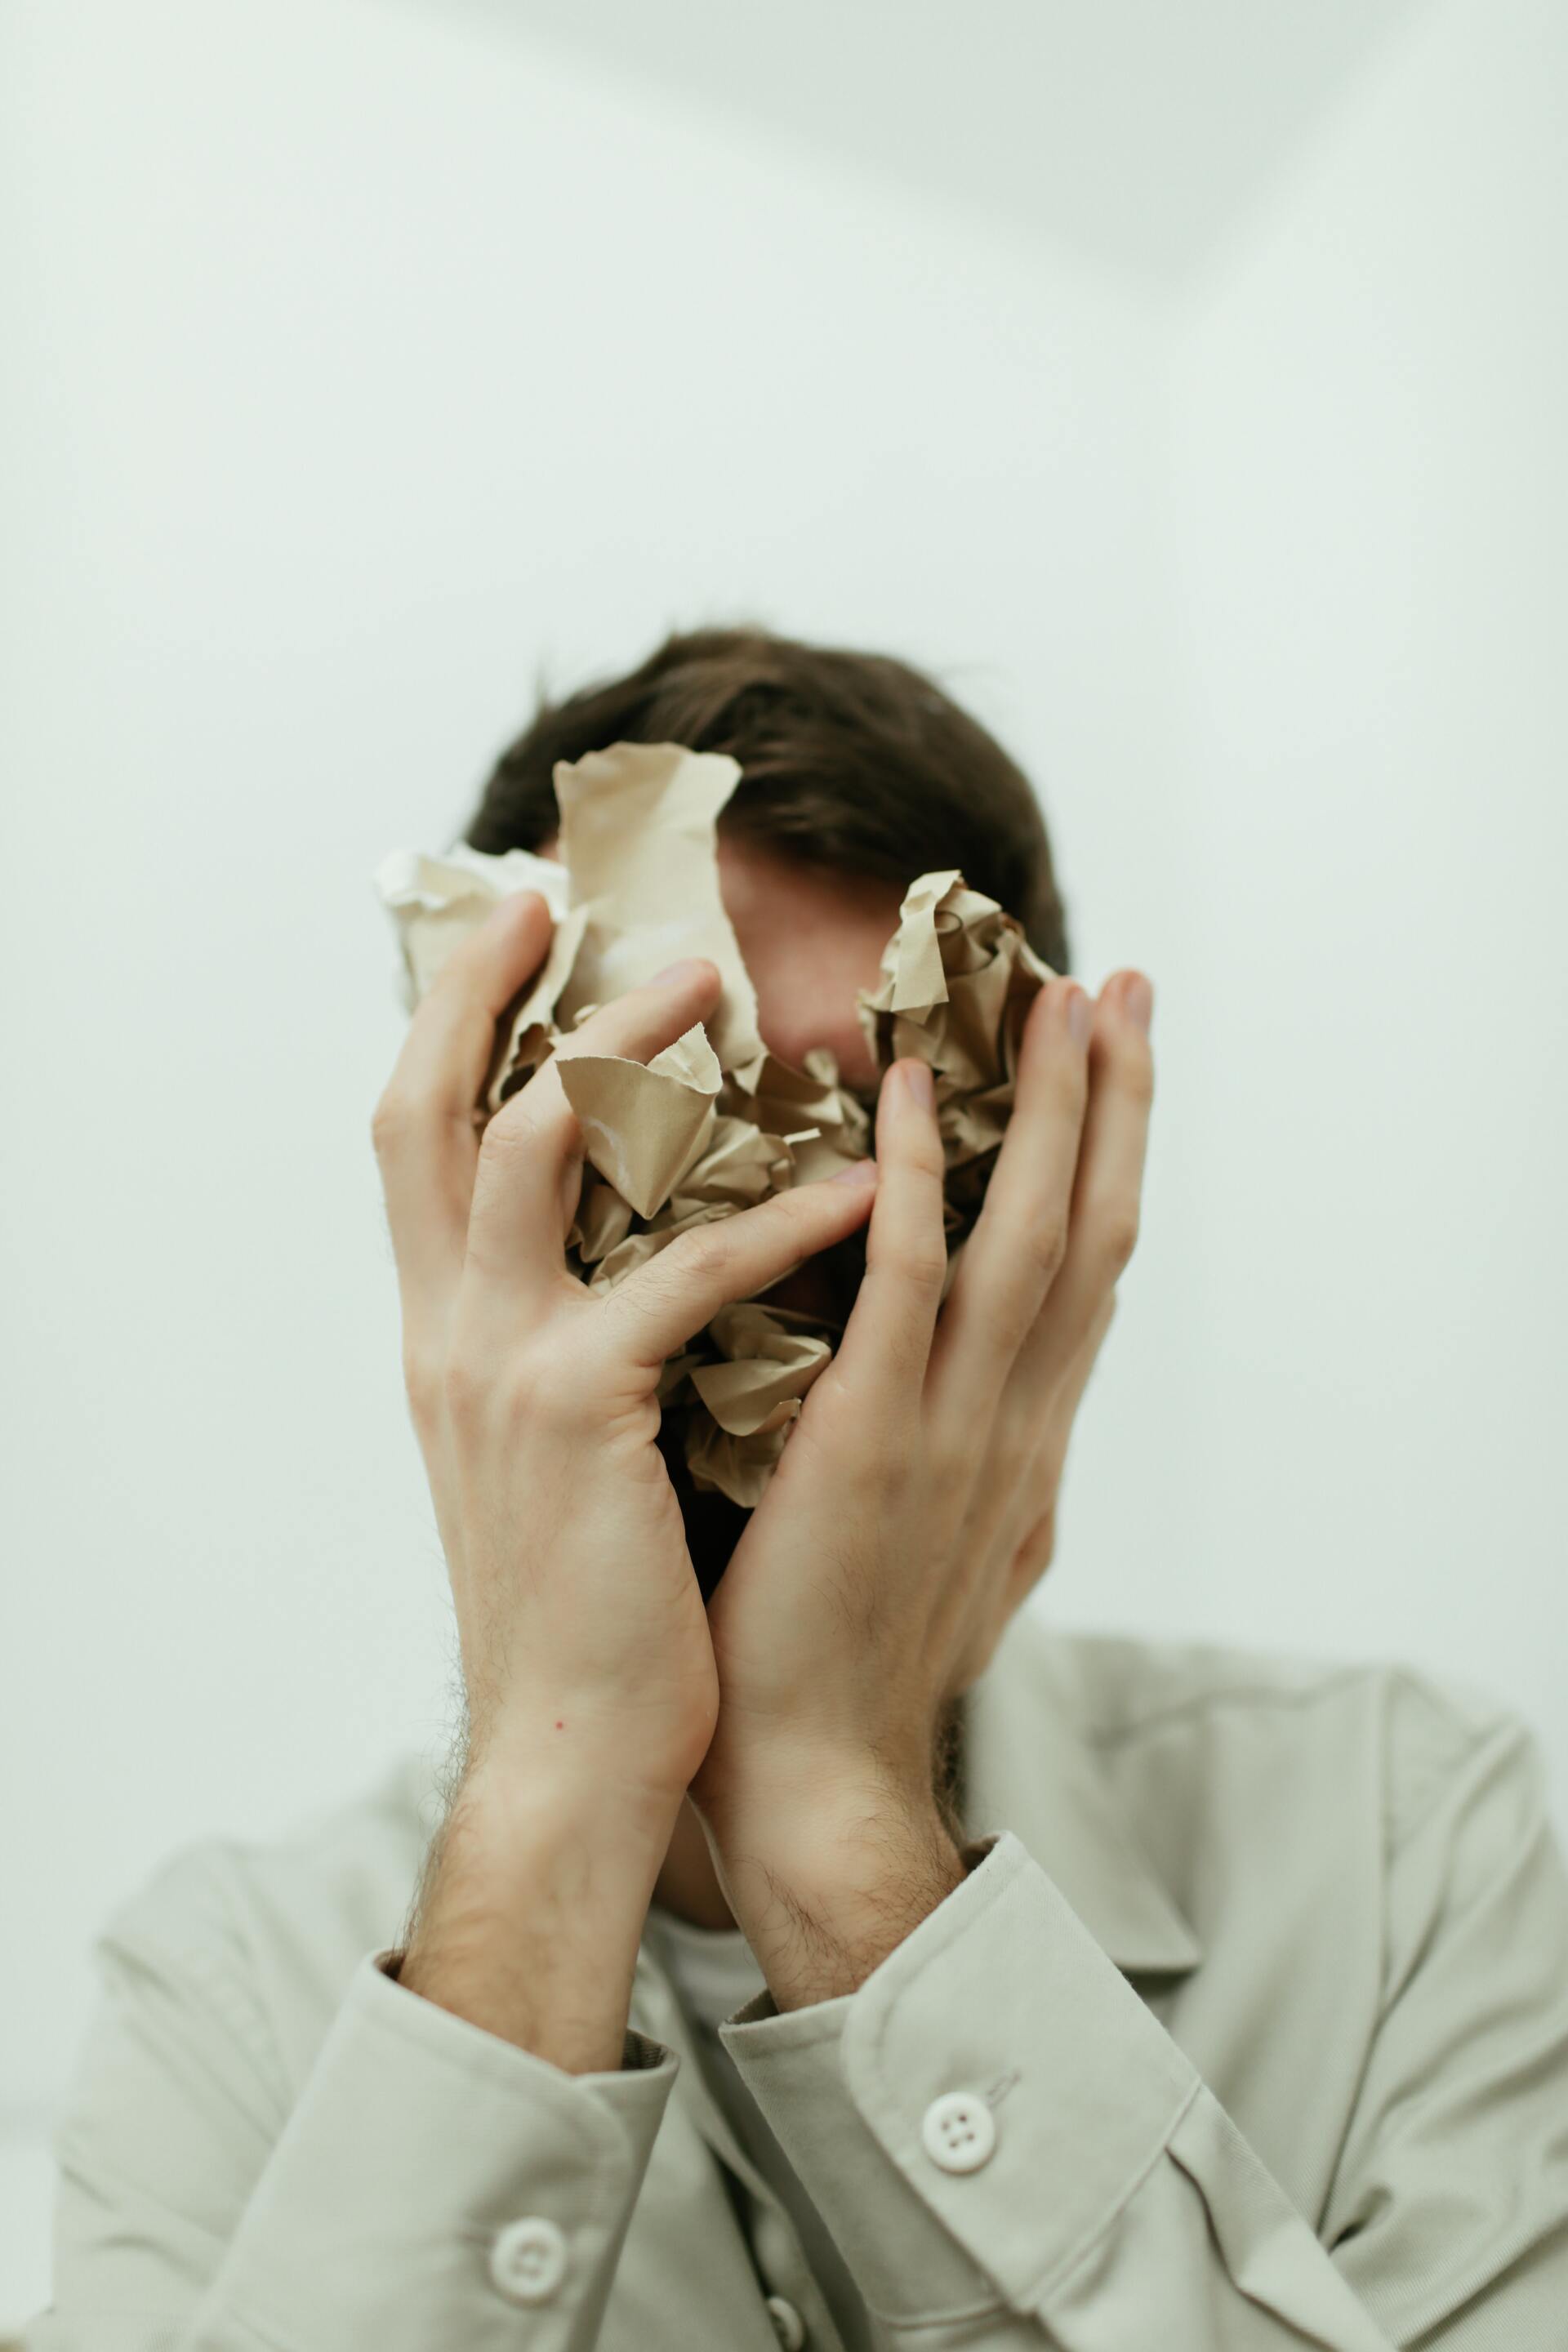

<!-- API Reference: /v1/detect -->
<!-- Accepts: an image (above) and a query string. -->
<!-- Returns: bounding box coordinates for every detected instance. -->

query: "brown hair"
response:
[463,623,1071,971]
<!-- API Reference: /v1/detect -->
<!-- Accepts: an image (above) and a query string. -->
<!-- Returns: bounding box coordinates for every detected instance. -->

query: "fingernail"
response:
[830,1156,879,1186]
[1124,975,1154,1031]
[901,1061,935,1108]
[1066,987,1093,1049]
[650,958,710,988]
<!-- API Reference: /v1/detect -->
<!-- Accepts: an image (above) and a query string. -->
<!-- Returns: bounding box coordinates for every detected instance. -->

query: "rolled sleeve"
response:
[721,1709,1568,2352]
[719,1831,1390,2347]
[187,1949,678,2351]
[29,1858,679,2352]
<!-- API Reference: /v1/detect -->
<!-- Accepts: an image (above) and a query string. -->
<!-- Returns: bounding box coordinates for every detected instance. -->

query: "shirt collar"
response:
[958,1609,1203,1978]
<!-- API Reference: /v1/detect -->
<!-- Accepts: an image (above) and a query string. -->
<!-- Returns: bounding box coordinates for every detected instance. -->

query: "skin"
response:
[372,830,1153,2058]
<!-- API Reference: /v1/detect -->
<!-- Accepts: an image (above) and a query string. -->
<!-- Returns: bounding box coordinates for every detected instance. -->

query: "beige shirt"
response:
[641,1898,875,2352]
[23,1610,1568,2350]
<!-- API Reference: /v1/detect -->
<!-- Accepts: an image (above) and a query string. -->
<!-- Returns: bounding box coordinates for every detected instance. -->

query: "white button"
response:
[488,2215,568,2304]
[921,2089,996,2173]
[765,2293,807,2349]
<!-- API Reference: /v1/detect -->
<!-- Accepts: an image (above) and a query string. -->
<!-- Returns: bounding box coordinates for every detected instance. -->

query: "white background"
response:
[3,0,1564,2323]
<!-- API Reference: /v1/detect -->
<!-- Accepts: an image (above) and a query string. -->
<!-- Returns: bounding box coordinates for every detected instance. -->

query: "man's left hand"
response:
[686,969,1156,2004]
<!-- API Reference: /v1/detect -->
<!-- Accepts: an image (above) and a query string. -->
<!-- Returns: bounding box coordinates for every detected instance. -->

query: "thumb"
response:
[604,1163,879,1369]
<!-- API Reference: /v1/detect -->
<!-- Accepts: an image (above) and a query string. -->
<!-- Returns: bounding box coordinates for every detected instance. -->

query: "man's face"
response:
[713,828,906,1094]
[538,825,905,1088]
[542,826,911,1592]
[540,826,907,1322]
[714,829,906,1321]
[699,833,911,1590]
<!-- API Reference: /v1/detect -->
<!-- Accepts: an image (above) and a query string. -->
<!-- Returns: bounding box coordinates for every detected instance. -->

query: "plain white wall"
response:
[2,0,1563,2318]
[0,0,1184,2236]
[1154,0,1568,1772]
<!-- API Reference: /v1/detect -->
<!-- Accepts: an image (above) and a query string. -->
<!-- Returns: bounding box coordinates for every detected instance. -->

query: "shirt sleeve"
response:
[717,1710,1568,2350]
[22,1849,679,2352]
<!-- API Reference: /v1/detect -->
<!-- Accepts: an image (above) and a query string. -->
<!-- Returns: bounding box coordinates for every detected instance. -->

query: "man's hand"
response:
[370,891,880,2064]
[685,969,1156,2007]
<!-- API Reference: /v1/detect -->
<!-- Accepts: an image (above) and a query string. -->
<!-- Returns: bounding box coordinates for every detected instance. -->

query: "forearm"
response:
[399,1761,680,2073]
[715,1775,969,2011]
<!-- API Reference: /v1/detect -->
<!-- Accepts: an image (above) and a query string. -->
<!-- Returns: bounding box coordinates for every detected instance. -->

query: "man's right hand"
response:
[368,888,878,2064]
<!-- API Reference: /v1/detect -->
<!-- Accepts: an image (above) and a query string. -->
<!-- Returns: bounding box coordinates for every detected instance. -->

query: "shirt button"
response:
[921,2088,997,2173]
[765,2293,807,2349]
[488,2215,569,2304]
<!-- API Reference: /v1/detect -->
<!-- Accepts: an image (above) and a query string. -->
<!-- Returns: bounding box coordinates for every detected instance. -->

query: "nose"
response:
[757,1000,881,1093]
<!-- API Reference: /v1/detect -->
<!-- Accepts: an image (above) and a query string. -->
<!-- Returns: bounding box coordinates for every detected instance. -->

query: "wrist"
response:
[718,1780,960,1900]
[712,1782,967,2009]
[702,1737,942,1867]
[457,1748,686,1865]
[399,1762,681,2070]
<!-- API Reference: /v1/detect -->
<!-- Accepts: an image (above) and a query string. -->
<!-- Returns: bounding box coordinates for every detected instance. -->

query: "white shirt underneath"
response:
[644,1900,872,2352]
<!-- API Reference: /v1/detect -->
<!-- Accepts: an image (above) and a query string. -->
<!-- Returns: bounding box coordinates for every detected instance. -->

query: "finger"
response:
[372,889,555,1333]
[1006,1499,1058,1606]
[1009,1288,1115,1509]
[826,1058,948,1402]
[461,958,725,1306]
[926,976,1090,1418]
[1012,973,1153,1398]
[605,1161,880,1368]
[1040,1285,1116,1427]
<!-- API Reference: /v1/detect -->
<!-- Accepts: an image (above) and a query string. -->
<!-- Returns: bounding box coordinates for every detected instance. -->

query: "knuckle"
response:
[475,1097,531,1160]
[370,1089,416,1156]
[439,1344,489,1423]
[1017,1213,1070,1290]
[989,1285,1040,1357]
[925,1428,969,1492]
[474,1094,552,1177]
[510,1344,582,1425]
[808,1361,859,1425]
[664,1223,733,1291]
[895,1236,949,1294]
[1117,1045,1155,1107]
[443,1334,572,1431]
[1097,1203,1141,1271]
[401,1343,445,1424]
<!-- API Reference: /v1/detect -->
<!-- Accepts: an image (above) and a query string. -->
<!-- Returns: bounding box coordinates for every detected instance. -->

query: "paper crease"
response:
[373,740,1056,1506]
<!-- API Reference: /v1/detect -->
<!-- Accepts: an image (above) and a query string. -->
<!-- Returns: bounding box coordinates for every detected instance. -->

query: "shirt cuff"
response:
[191,1947,679,2352]
[717,1826,1199,2325]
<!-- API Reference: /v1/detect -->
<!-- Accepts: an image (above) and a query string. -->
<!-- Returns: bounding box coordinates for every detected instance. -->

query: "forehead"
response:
[539,826,906,1089]
[716,831,906,1090]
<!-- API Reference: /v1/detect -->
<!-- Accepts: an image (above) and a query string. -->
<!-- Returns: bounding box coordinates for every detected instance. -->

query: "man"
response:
[28,630,1568,2350]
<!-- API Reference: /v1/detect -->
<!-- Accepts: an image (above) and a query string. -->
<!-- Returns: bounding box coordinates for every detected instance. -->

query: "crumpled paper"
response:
[374,740,1056,1506]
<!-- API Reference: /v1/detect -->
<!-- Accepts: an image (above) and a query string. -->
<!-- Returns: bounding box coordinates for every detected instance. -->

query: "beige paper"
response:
[372,841,572,1013]
[555,746,768,1086]
[857,870,1057,1196]
[374,741,1058,1505]
[555,1022,722,1221]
